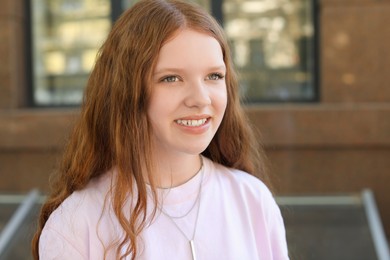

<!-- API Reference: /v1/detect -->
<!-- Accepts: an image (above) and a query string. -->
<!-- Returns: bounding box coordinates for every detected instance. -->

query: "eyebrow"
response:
[153,65,226,75]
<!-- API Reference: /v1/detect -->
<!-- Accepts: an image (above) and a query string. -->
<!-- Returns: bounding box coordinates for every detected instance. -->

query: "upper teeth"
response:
[176,119,207,126]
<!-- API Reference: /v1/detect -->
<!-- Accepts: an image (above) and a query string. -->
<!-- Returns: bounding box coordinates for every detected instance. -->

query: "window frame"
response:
[26,0,319,107]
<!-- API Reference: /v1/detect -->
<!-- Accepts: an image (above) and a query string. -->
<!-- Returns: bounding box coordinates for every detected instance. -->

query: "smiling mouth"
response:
[176,118,208,127]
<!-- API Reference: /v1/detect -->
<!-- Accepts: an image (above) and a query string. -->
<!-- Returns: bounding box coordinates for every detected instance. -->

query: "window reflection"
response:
[224,0,315,101]
[31,0,315,105]
[32,0,111,105]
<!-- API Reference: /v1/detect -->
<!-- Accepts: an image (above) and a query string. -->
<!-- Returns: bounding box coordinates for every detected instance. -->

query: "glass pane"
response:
[31,0,111,105]
[224,0,315,102]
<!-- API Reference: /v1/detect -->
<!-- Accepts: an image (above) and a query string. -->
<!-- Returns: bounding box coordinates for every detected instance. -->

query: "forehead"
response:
[154,29,224,72]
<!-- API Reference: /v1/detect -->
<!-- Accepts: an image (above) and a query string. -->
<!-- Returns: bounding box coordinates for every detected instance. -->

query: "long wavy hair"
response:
[32,0,271,259]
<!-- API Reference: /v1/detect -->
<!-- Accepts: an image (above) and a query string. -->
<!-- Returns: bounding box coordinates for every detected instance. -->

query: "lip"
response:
[176,114,211,120]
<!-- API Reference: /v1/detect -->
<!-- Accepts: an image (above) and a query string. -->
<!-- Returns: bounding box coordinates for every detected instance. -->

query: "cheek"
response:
[215,87,228,115]
[148,89,166,115]
[147,95,163,129]
[147,90,177,129]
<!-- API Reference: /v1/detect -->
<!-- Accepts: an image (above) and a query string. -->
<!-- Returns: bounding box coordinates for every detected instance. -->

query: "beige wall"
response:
[1,0,390,238]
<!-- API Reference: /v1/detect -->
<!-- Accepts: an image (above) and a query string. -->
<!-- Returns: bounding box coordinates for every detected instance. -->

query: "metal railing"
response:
[0,189,389,260]
[277,189,390,260]
[363,190,390,260]
[0,190,41,260]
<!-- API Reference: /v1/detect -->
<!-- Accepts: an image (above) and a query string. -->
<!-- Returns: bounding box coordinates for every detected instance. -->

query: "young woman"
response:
[32,0,289,259]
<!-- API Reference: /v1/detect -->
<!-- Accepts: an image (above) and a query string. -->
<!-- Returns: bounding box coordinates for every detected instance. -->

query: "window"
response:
[224,0,317,102]
[29,0,112,106]
[28,0,317,106]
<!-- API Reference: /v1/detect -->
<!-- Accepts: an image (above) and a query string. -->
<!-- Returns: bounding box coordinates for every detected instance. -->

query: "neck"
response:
[152,153,202,188]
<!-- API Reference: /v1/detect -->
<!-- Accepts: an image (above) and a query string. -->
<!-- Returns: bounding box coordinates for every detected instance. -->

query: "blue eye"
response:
[207,73,225,80]
[161,75,179,82]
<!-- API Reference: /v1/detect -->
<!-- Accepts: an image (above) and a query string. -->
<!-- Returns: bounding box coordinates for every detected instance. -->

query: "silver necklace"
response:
[159,158,204,260]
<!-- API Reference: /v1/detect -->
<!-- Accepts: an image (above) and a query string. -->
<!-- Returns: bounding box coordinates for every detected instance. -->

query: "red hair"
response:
[32,0,270,259]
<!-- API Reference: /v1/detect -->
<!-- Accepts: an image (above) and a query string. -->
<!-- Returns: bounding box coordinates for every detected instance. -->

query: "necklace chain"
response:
[160,168,203,240]
[159,157,204,260]
[160,156,204,219]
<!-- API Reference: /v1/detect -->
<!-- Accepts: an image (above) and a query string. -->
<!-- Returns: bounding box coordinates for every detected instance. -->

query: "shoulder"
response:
[203,158,289,259]
[48,170,113,223]
[39,170,115,258]
[204,157,280,218]
[206,157,273,199]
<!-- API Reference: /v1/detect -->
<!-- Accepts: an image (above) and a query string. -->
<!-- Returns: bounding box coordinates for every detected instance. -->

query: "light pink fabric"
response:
[39,157,289,259]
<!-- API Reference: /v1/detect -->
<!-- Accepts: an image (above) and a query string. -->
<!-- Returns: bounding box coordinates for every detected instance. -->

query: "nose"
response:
[184,80,211,108]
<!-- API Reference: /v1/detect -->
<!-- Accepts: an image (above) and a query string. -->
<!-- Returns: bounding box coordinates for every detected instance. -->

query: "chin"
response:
[178,144,211,156]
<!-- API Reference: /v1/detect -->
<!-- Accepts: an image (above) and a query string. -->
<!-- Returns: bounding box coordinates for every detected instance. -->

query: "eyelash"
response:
[207,73,225,81]
[161,75,179,83]
[160,73,225,83]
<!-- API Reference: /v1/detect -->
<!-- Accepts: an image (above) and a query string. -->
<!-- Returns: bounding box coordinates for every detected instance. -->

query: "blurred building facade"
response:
[1,0,390,239]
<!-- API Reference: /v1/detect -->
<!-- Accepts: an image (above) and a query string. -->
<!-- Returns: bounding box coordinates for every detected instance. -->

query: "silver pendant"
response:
[190,240,197,260]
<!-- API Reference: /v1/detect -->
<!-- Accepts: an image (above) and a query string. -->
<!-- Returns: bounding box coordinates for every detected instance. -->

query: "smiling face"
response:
[147,29,227,160]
